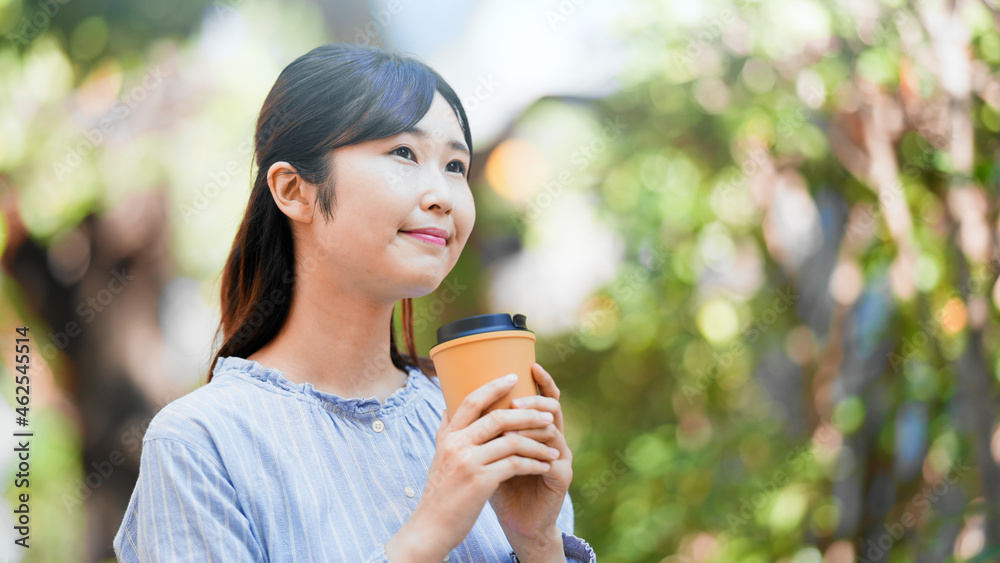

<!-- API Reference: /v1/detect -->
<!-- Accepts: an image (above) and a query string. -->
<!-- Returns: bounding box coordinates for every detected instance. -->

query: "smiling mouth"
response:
[400,231,447,247]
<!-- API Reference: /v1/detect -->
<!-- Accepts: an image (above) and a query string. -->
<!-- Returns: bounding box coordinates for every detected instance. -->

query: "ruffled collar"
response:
[213,356,425,418]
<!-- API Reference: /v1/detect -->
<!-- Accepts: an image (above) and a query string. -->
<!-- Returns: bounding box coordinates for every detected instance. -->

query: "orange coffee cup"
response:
[428,313,538,417]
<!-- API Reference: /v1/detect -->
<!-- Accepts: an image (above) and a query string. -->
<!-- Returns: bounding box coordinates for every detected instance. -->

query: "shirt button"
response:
[372,419,385,432]
[404,486,415,498]
[442,555,449,562]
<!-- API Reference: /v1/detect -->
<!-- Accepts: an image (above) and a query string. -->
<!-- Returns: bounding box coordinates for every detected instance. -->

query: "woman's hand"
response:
[395,371,561,562]
[488,363,573,561]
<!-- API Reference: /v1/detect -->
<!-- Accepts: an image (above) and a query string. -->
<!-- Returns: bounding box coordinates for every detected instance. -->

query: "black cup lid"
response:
[435,313,531,345]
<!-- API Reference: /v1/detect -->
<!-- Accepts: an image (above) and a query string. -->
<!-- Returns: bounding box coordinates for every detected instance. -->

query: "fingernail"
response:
[548,447,560,458]
[503,373,518,383]
[512,397,526,407]
[541,412,553,423]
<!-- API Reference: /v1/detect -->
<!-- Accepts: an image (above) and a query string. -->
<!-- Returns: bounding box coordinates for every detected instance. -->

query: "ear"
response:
[266,161,316,224]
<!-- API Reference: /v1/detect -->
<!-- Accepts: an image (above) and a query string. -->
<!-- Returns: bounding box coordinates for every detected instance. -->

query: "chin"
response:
[399,276,445,299]
[398,287,435,300]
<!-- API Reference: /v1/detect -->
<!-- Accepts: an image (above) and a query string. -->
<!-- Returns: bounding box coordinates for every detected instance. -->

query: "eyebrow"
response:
[400,126,470,156]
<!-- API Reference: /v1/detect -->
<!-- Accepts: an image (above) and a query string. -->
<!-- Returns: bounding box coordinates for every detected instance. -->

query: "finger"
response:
[448,373,520,431]
[485,455,551,483]
[501,424,558,445]
[465,407,554,446]
[532,363,561,402]
[512,395,559,412]
[477,433,562,465]
[514,385,564,433]
[503,423,570,459]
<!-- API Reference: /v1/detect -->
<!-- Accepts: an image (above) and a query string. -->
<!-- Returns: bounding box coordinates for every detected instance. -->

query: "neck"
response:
[246,264,408,402]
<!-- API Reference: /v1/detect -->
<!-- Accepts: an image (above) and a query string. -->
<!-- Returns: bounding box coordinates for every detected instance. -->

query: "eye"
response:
[447,160,467,176]
[391,146,416,161]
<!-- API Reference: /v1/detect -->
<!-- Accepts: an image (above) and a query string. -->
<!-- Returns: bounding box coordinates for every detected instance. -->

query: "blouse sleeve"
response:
[559,490,597,562]
[562,531,598,562]
[507,532,597,563]
[113,437,265,562]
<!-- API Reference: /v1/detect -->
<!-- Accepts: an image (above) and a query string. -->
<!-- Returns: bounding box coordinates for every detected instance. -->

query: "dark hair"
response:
[206,43,473,383]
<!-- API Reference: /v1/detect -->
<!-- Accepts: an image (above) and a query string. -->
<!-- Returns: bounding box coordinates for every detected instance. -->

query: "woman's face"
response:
[300,91,475,301]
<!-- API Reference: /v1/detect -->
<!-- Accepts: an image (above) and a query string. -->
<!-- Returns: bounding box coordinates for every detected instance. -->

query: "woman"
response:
[113,43,596,562]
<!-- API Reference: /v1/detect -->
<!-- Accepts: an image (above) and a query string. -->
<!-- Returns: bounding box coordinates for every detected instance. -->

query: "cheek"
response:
[338,178,405,232]
[316,208,386,258]
[458,195,476,237]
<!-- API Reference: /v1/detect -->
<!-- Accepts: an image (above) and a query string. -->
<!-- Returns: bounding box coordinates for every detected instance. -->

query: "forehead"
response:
[413,92,464,138]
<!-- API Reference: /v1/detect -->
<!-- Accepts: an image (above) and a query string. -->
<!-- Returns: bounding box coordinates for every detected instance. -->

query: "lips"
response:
[400,227,448,246]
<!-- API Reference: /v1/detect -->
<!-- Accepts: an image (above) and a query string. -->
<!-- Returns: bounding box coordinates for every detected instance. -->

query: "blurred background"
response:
[0,0,999,561]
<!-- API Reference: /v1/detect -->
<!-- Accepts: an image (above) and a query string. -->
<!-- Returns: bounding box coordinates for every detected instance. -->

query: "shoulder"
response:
[142,369,265,451]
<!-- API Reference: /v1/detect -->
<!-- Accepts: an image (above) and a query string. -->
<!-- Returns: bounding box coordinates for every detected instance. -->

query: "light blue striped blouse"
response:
[113,356,597,562]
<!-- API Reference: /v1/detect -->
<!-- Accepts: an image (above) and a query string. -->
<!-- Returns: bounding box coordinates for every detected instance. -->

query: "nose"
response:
[418,168,454,214]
